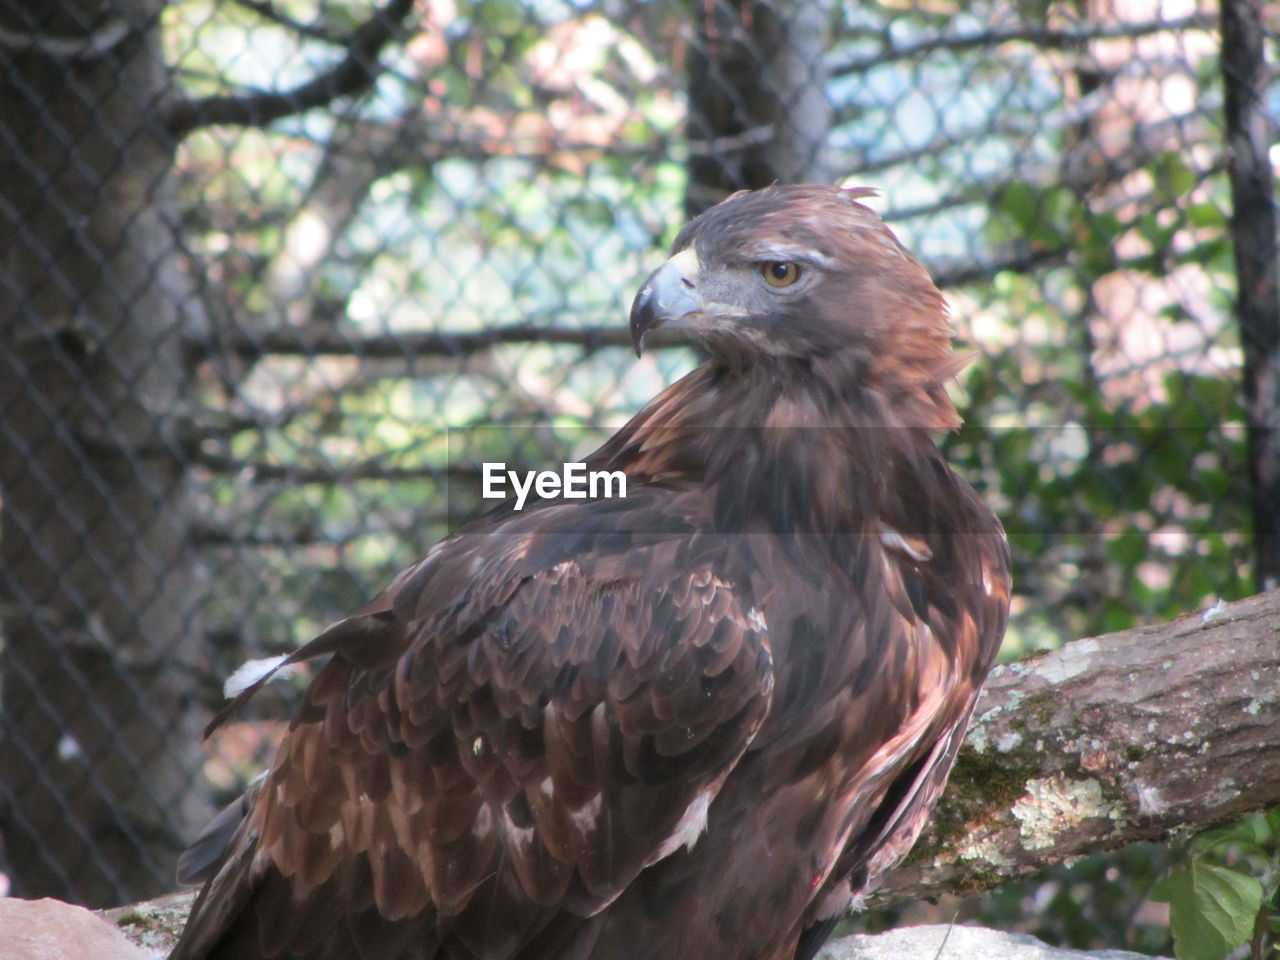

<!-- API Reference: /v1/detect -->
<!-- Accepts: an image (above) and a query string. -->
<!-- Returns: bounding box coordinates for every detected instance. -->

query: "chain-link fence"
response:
[0,0,1276,947]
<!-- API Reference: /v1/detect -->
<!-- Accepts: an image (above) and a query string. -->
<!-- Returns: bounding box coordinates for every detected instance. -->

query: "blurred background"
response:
[0,0,1277,954]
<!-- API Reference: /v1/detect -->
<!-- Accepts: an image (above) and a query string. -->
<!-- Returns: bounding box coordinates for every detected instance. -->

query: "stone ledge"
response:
[819,924,1168,960]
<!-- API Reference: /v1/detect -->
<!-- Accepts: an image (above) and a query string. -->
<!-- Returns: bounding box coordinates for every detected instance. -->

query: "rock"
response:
[101,891,197,958]
[0,897,154,960]
[819,924,1169,960]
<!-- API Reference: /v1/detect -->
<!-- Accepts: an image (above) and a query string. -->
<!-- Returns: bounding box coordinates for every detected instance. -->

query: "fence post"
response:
[1220,0,1280,591]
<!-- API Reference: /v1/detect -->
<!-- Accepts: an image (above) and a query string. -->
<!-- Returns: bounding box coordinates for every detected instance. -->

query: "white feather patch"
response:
[222,654,294,699]
[878,523,933,562]
[815,880,854,920]
[569,793,603,832]
[654,789,713,860]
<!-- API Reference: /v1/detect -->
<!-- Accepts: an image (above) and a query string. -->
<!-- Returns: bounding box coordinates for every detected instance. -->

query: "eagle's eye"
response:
[761,261,801,288]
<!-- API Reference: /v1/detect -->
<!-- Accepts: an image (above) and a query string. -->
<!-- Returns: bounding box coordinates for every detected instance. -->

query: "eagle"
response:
[170,184,1010,960]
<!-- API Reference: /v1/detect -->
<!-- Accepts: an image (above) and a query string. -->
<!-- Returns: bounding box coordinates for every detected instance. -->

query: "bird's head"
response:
[630,185,964,426]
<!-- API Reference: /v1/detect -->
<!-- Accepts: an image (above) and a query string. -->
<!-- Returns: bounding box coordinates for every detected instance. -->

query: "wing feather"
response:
[172,493,773,960]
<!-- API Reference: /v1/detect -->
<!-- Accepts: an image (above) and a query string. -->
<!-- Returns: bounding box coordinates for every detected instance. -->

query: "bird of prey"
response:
[170,184,1010,960]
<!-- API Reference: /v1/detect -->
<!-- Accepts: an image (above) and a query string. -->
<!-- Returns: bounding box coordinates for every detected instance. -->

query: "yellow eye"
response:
[761,261,801,287]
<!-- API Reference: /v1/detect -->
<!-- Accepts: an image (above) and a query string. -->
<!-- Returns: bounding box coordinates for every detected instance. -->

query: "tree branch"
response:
[189,517,449,547]
[192,451,484,485]
[196,212,1238,361]
[164,0,415,138]
[186,243,1066,360]
[103,589,1280,950]
[829,14,1218,77]
[186,322,683,361]
[0,15,130,60]
[227,0,351,45]
[872,588,1280,905]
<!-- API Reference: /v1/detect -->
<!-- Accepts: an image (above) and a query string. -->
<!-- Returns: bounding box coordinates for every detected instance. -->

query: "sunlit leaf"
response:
[1158,861,1262,960]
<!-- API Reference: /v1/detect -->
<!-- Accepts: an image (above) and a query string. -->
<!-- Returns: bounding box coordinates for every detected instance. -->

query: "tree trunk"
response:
[1220,0,1280,592]
[684,0,833,217]
[0,0,212,905]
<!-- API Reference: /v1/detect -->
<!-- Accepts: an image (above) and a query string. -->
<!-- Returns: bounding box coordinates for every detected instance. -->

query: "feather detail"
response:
[222,655,294,699]
[170,184,1010,960]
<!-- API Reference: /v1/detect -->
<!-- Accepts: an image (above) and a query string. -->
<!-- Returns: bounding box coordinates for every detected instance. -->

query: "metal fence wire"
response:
[0,0,1276,938]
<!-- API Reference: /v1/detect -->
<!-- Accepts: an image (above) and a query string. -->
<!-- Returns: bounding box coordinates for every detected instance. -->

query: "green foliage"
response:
[1160,863,1262,960]
[957,158,1248,654]
[1153,811,1280,960]
[849,845,1176,954]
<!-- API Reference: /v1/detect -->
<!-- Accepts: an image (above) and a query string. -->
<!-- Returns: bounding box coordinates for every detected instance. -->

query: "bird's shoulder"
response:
[196,486,776,953]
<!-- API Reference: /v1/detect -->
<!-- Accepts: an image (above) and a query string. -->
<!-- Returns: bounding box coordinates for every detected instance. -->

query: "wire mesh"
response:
[0,1,1275,945]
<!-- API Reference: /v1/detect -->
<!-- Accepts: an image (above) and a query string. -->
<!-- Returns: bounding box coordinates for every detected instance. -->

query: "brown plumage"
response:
[170,184,1010,960]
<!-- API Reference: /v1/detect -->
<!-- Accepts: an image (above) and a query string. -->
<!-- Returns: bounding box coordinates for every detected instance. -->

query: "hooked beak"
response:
[629,248,702,357]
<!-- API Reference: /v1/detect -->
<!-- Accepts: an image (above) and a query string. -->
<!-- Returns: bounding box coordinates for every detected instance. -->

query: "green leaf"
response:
[1164,861,1263,960]
[1000,181,1038,233]
[1154,152,1198,198]
[1190,815,1270,858]
[1187,202,1226,229]
[1266,807,1280,841]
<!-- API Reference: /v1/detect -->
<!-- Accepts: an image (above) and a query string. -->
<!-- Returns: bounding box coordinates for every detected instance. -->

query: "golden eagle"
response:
[171,184,1010,960]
